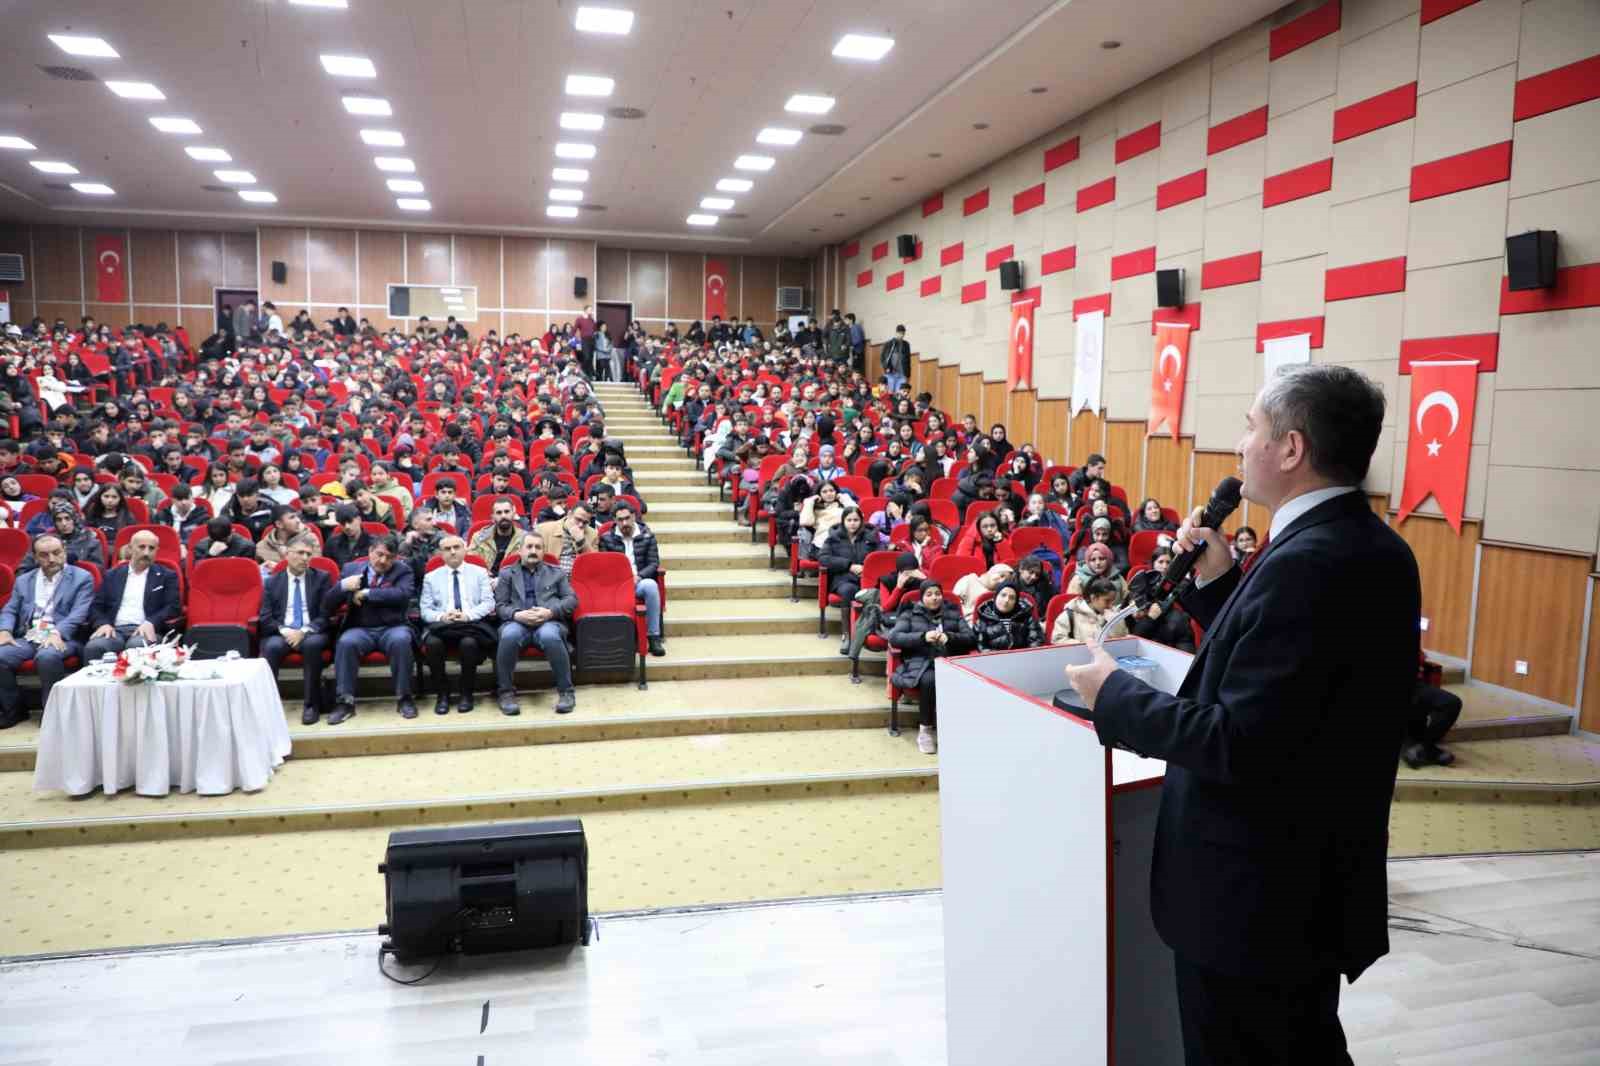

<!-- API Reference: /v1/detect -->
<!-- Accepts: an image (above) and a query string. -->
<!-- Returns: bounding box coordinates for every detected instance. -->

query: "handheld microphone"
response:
[1140,476,1242,606]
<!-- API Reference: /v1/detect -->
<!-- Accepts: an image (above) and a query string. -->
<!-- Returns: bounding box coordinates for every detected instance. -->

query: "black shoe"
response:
[327,701,356,726]
[648,636,666,657]
[397,699,418,719]
[300,705,320,726]
[433,694,452,716]
[458,694,475,714]
[1401,742,1427,769]
[0,708,28,730]
[498,691,521,716]
[555,689,577,715]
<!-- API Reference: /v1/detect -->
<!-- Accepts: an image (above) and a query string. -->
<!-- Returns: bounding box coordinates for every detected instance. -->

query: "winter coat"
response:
[1050,596,1129,645]
[818,528,883,590]
[975,598,1042,651]
[888,601,976,688]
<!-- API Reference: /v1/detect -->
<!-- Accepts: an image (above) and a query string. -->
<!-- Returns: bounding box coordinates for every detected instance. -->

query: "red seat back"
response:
[570,552,635,618]
[0,528,30,568]
[1129,530,1167,570]
[189,557,264,626]
[929,555,983,591]
[1044,592,1078,641]
[1010,527,1063,558]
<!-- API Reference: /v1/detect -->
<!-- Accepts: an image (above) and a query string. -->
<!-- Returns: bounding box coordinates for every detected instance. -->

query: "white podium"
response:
[936,637,1192,1066]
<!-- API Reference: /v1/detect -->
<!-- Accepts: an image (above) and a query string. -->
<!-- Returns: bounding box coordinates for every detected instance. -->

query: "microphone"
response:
[1140,476,1242,606]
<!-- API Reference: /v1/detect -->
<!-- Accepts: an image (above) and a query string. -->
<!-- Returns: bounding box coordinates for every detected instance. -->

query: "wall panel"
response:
[597,247,629,303]
[743,255,778,322]
[1069,409,1104,465]
[1037,399,1070,466]
[939,364,960,411]
[452,235,501,304]
[1193,452,1245,533]
[1103,422,1146,502]
[1006,389,1038,449]
[504,237,548,310]
[32,226,83,304]
[406,233,452,287]
[547,239,594,315]
[177,232,224,307]
[34,302,83,329]
[222,232,256,289]
[667,252,702,322]
[629,251,667,319]
[1582,579,1600,734]
[307,228,357,307]
[1470,544,1590,705]
[1393,514,1479,660]
[503,312,549,340]
[130,229,177,305]
[981,381,1007,431]
[179,306,216,345]
[1144,435,1194,513]
[357,230,404,309]
[959,373,983,425]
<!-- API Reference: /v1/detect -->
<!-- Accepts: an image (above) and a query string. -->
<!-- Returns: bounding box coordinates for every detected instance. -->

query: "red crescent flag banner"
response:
[704,258,729,321]
[1396,359,1478,532]
[1008,292,1036,390]
[1147,322,1191,439]
[95,234,127,303]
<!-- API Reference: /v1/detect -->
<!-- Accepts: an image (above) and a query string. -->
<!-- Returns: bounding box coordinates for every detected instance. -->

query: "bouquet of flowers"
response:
[110,634,194,685]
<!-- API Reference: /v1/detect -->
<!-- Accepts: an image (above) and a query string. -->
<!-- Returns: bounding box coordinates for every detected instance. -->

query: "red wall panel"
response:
[1409,141,1512,201]
[1333,82,1417,142]
[1156,169,1207,210]
[1208,107,1269,155]
[1324,256,1407,301]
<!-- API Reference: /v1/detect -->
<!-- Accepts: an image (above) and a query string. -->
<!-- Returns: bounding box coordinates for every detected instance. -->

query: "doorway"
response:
[595,300,632,344]
[214,287,258,334]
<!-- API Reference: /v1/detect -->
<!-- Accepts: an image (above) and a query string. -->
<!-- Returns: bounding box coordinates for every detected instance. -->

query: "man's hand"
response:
[352,589,368,605]
[0,632,13,647]
[92,624,115,640]
[1174,505,1235,585]
[136,622,157,642]
[1063,645,1119,712]
[208,540,226,556]
[341,574,363,591]
[282,628,303,648]
[514,608,540,625]
[41,634,66,653]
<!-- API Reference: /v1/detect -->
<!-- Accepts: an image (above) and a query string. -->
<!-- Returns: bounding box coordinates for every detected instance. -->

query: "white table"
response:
[32,658,293,797]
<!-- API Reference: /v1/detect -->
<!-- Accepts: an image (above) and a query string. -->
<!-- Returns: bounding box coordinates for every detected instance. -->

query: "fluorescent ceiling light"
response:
[565,74,614,97]
[31,161,78,174]
[734,154,774,171]
[784,94,835,114]
[374,156,415,172]
[360,129,405,146]
[185,146,231,162]
[832,34,895,61]
[239,190,278,203]
[70,182,115,196]
[386,178,424,193]
[214,170,256,184]
[686,214,718,227]
[700,197,734,210]
[341,95,391,116]
[396,198,431,211]
[559,111,604,131]
[0,136,37,151]
[554,142,596,159]
[549,188,584,202]
[320,54,376,78]
[48,34,119,58]
[574,7,634,34]
[290,0,348,7]
[547,205,579,219]
[715,178,753,193]
[552,167,589,183]
[106,81,165,100]
[149,116,201,134]
[756,127,802,146]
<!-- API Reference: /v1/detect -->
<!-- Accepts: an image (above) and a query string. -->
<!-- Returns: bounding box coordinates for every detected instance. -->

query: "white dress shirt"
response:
[420,562,496,624]
[33,569,63,622]
[1195,485,1359,589]
[615,528,639,579]
[114,566,150,627]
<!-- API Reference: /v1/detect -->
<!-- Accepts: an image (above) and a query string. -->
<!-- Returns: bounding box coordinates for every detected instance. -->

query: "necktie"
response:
[290,577,304,628]
[452,569,462,610]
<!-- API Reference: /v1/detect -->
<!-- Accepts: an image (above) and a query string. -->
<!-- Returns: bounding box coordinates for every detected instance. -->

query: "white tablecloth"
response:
[32,658,293,797]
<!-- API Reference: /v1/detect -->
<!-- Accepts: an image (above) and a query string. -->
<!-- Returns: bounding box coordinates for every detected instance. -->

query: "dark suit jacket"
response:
[1093,490,1419,982]
[90,563,183,633]
[327,559,415,630]
[258,567,335,640]
[494,561,578,636]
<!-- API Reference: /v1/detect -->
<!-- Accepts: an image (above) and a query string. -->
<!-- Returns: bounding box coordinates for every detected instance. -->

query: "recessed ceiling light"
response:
[386,178,424,193]
[396,198,430,211]
[734,154,774,171]
[105,81,165,100]
[928,152,942,159]
[574,7,634,35]
[290,0,348,7]
[0,136,36,151]
[832,34,894,61]
[715,178,753,193]
[700,196,735,210]
[1100,40,1121,49]
[559,111,605,131]
[784,94,835,114]
[686,214,718,227]
[555,142,596,159]
[549,187,584,202]
[185,146,231,162]
[70,182,114,196]
[565,74,615,97]
[214,170,256,184]
[31,161,77,174]
[547,204,580,219]
[48,34,118,58]
[552,167,589,183]
[756,127,802,146]
[320,54,376,77]
[239,190,278,203]
[360,129,405,146]
[374,156,415,172]
[341,95,391,116]
[972,122,990,130]
[833,211,846,218]
[890,175,905,182]
[1029,86,1048,94]
[149,116,201,134]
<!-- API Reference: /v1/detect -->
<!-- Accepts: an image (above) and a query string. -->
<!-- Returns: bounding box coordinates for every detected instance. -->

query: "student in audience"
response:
[889,580,976,755]
[797,479,853,558]
[536,501,598,575]
[199,463,236,515]
[820,507,884,652]
[1052,576,1128,645]
[327,533,417,722]
[1067,542,1128,603]
[1069,453,1106,498]
[400,505,444,574]
[598,501,665,657]
[955,510,1009,568]
[418,534,498,715]
[1232,525,1259,563]
[470,496,533,574]
[421,480,471,534]
[1126,547,1196,652]
[153,483,209,545]
[975,583,1042,652]
[259,542,335,725]
[83,483,138,544]
[255,505,320,568]
[1019,492,1072,544]
[225,478,276,540]
[494,531,579,715]
[83,531,181,660]
[256,463,298,507]
[1009,554,1056,621]
[0,534,96,728]
[907,516,945,570]
[1133,497,1177,534]
[951,563,1014,623]
[323,504,375,571]
[196,515,256,560]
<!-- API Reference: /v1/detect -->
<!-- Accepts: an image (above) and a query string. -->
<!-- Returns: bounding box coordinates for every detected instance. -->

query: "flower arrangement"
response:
[110,635,194,685]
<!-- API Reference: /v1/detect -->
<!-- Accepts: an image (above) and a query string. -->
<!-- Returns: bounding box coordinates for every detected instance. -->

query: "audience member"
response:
[975,584,1042,651]
[418,534,497,715]
[888,580,975,755]
[327,534,417,722]
[1126,548,1196,652]
[598,502,664,657]
[1051,576,1128,645]
[83,531,181,660]
[0,535,95,728]
[259,542,334,725]
[493,532,579,715]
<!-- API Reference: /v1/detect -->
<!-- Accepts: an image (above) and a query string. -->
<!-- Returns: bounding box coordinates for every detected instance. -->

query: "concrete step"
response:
[659,568,801,600]
[646,521,754,545]
[637,501,741,520]
[659,542,781,571]
[636,484,724,503]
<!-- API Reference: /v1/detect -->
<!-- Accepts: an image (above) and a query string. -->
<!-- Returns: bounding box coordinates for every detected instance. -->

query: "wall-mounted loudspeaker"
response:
[574,276,588,299]
[1505,231,1557,291]
[271,260,287,284]
[998,260,1022,291]
[1156,268,1185,308]
[896,234,918,258]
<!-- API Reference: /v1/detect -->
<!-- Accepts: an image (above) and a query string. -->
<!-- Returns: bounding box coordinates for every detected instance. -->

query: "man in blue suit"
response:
[84,530,182,661]
[326,532,416,723]
[0,533,96,728]
[259,542,335,725]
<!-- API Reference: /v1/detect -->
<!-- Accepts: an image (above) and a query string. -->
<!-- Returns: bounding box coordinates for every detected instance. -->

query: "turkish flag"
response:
[1147,321,1190,439]
[1396,359,1478,532]
[94,234,127,303]
[704,258,730,321]
[1008,289,1037,390]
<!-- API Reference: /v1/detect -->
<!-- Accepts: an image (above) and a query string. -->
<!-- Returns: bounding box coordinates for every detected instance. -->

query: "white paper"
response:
[1072,310,1105,416]
[1263,332,1311,379]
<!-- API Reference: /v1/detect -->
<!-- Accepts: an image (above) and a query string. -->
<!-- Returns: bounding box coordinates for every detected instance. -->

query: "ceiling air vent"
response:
[723,213,748,220]
[39,65,97,82]
[40,182,72,191]
[578,203,607,212]
[809,123,846,136]
[606,106,646,120]
[200,184,233,193]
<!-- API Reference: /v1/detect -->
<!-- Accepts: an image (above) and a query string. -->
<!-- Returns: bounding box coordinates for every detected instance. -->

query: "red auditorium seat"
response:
[569,552,648,689]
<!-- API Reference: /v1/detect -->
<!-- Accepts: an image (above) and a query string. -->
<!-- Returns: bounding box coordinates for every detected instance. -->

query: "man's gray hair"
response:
[1258,364,1386,485]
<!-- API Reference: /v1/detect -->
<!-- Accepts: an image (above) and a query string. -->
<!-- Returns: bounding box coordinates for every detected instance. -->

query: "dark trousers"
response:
[1173,955,1350,1066]
[0,640,80,714]
[334,625,413,701]
[261,633,330,711]
[421,626,489,697]
[915,670,937,728]
[1408,683,1461,746]
[496,620,573,694]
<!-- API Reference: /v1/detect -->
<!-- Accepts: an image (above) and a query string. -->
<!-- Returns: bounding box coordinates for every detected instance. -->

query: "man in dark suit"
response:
[1066,365,1419,1065]
[83,530,182,661]
[260,542,335,725]
[326,532,416,723]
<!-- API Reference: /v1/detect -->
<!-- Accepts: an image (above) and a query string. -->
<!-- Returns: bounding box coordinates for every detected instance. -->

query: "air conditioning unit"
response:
[777,286,806,311]
[0,253,24,284]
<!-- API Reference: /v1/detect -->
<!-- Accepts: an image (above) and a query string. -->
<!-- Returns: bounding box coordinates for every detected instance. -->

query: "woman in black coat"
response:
[975,585,1042,651]
[820,509,884,640]
[888,580,976,754]
[1126,548,1197,652]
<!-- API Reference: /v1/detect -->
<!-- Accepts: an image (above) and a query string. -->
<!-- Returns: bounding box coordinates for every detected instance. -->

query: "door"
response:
[595,300,631,343]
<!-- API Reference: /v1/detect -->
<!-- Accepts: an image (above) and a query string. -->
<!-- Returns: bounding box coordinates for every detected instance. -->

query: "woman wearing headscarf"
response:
[1066,541,1128,603]
[888,579,976,755]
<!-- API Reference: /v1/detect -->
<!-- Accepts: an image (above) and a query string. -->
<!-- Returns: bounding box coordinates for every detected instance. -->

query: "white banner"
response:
[1072,310,1104,416]
[1263,332,1311,380]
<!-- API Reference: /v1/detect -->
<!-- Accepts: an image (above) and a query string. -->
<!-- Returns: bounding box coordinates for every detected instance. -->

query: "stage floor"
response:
[2,853,1597,1066]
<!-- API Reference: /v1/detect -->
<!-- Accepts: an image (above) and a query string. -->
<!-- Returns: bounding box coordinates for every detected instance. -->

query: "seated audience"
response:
[259,542,334,725]
[1125,548,1196,652]
[598,501,664,657]
[418,534,498,715]
[819,507,884,652]
[0,534,96,728]
[493,531,579,715]
[1232,525,1259,563]
[256,505,320,568]
[951,563,1014,623]
[536,502,598,575]
[83,531,182,661]
[1067,542,1128,603]
[153,483,209,546]
[975,584,1042,651]
[1051,576,1128,645]
[888,580,976,755]
[1132,497,1177,534]
[196,515,256,560]
[470,497,533,574]
[323,504,375,571]
[327,533,417,722]
[1009,554,1056,622]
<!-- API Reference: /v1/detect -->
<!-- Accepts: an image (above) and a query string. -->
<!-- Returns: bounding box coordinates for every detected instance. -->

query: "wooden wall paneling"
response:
[257,226,305,308]
[1192,453,1245,534]
[938,365,959,413]
[1006,389,1038,451]
[628,251,667,319]
[83,303,131,329]
[743,255,778,322]
[0,224,33,307]
[129,229,177,305]
[1470,545,1590,705]
[223,232,256,289]
[357,230,405,309]
[406,232,451,287]
[132,305,177,327]
[1068,409,1103,466]
[179,306,216,344]
[307,228,357,308]
[547,239,593,315]
[503,312,549,340]
[452,235,501,311]
[32,226,82,304]
[596,247,629,303]
[504,237,547,310]
[1368,495,1389,518]
[1144,436,1194,515]
[979,381,1004,434]
[177,232,224,307]
[865,343,883,386]
[1394,515,1479,660]
[666,251,702,322]
[1037,399,1069,467]
[959,373,982,424]
[1582,579,1600,733]
[1103,422,1146,505]
[34,303,83,329]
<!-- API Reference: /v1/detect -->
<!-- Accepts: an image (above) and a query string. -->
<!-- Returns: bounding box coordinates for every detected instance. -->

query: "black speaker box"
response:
[1156,268,1185,308]
[998,260,1022,291]
[1506,230,1557,291]
[896,234,917,258]
[271,260,287,284]
[574,276,589,299]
